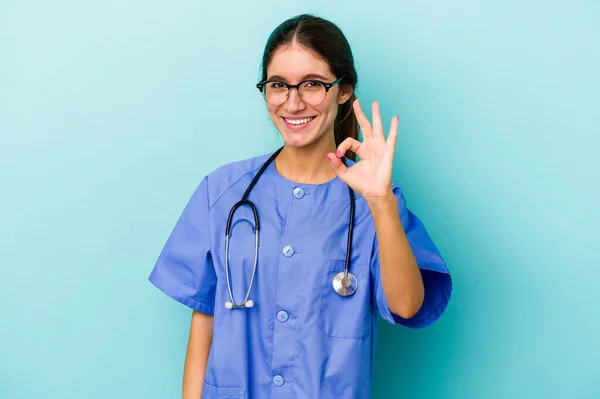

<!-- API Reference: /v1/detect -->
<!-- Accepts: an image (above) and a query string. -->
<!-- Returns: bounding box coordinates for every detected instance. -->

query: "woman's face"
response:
[264,43,353,149]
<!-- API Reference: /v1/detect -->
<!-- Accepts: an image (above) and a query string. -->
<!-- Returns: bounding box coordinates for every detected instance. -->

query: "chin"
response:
[277,128,313,148]
[276,120,330,149]
[280,135,315,148]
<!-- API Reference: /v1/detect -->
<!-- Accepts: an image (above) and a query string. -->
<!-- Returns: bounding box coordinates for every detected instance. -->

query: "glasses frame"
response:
[256,75,345,105]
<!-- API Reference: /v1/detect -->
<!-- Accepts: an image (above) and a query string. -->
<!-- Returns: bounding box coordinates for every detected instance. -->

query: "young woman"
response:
[149,13,452,399]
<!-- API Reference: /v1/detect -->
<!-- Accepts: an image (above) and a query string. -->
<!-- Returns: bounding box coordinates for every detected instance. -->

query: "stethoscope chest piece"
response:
[332,271,358,297]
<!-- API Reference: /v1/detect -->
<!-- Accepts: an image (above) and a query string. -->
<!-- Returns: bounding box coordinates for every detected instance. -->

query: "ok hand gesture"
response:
[327,100,399,200]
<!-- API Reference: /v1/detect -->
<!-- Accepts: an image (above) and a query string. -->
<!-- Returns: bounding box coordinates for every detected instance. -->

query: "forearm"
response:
[183,310,214,399]
[367,190,424,319]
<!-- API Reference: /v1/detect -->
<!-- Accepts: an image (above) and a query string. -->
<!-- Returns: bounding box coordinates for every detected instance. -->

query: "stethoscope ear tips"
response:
[225,300,254,309]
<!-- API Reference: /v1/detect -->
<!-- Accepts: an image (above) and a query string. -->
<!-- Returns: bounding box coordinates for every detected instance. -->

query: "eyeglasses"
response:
[256,76,345,106]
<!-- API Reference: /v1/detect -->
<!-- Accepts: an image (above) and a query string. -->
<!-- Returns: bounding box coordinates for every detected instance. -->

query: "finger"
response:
[327,152,348,176]
[372,101,384,140]
[386,115,400,157]
[352,99,373,139]
[336,137,362,158]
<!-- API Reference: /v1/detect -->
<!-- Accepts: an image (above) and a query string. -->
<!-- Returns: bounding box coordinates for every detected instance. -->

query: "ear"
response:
[337,84,354,105]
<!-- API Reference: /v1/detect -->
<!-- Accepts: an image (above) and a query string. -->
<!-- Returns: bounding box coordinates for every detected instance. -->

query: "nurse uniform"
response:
[149,152,452,399]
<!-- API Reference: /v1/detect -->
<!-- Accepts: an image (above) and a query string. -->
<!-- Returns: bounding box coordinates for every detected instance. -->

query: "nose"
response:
[283,87,306,113]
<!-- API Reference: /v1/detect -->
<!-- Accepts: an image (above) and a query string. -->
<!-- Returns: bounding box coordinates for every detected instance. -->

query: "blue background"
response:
[1,1,598,398]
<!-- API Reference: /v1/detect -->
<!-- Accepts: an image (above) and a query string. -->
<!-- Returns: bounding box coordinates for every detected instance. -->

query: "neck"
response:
[275,136,338,184]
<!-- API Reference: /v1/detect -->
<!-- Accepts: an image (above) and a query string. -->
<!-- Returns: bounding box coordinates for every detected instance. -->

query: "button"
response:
[293,187,305,199]
[277,310,289,322]
[282,245,295,257]
[272,375,284,387]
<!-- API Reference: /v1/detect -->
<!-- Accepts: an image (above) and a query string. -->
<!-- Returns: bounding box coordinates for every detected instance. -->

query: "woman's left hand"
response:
[327,99,399,201]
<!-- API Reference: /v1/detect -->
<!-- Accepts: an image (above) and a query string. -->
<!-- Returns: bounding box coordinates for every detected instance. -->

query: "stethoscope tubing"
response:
[224,147,356,309]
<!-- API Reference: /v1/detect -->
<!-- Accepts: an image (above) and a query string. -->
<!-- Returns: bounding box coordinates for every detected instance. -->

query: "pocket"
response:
[202,381,245,399]
[317,259,371,339]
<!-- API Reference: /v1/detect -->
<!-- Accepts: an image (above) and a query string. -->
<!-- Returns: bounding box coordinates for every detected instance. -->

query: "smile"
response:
[283,116,316,130]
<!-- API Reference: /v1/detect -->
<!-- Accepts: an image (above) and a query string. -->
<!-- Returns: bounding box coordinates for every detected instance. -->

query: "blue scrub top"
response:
[149,152,452,399]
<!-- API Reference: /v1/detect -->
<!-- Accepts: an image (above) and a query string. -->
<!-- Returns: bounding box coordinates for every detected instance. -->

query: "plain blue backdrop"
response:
[1,1,599,398]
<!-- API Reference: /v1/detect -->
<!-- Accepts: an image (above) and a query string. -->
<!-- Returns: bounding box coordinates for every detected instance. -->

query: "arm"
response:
[367,191,424,319]
[182,310,213,399]
[327,101,427,320]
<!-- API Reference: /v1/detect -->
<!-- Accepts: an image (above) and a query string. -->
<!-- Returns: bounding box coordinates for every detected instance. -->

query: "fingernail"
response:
[336,150,341,157]
[327,154,332,161]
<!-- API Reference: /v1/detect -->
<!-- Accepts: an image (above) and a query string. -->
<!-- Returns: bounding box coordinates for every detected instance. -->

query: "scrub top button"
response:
[282,245,295,257]
[293,187,305,199]
[272,375,284,387]
[277,310,289,322]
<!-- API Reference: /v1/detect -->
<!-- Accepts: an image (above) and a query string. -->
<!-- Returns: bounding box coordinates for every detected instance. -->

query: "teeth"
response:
[285,117,314,125]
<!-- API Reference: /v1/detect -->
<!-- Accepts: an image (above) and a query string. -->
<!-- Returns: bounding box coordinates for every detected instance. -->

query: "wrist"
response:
[365,189,397,212]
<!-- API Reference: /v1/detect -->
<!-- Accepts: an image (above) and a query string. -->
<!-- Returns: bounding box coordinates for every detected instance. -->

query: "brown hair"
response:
[260,14,359,160]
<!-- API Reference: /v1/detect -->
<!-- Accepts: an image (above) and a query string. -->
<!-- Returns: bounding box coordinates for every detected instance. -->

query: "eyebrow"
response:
[266,73,332,82]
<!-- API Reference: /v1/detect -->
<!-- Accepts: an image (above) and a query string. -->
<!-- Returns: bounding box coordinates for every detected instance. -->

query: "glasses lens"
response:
[263,81,288,105]
[262,80,327,106]
[299,81,326,105]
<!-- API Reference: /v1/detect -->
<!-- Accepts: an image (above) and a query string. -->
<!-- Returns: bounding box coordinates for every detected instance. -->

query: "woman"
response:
[149,13,452,399]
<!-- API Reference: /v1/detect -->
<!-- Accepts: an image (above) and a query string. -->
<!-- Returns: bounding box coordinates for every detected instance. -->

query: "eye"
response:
[305,80,323,88]
[269,81,286,89]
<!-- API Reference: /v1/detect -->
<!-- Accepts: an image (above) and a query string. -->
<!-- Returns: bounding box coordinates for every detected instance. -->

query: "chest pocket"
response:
[202,381,245,399]
[318,259,371,340]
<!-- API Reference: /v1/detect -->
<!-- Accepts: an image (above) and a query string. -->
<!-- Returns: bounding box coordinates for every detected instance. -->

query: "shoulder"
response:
[203,152,273,208]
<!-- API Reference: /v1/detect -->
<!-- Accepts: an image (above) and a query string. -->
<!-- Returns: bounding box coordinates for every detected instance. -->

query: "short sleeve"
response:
[148,176,217,315]
[371,185,452,329]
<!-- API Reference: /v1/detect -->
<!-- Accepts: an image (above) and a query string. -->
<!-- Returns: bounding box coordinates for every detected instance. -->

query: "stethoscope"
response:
[224,147,357,309]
